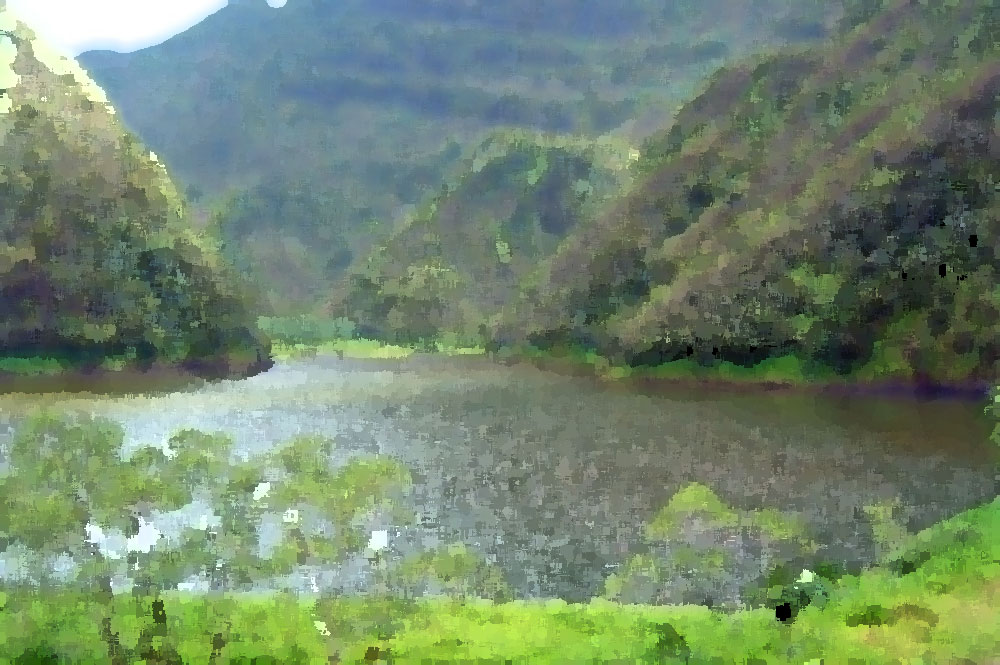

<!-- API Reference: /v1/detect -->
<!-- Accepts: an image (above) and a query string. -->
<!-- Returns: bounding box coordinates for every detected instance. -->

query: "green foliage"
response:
[768,570,832,623]
[0,356,64,376]
[78,0,837,314]
[490,0,1000,387]
[0,8,270,378]
[646,483,740,539]
[0,410,164,552]
[986,386,1000,447]
[863,499,909,556]
[608,484,816,606]
[393,544,513,602]
[0,493,997,662]
[258,315,357,345]
[331,132,628,345]
[0,411,412,601]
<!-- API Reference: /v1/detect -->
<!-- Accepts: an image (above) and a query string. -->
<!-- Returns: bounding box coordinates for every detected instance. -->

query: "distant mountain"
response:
[491,0,1000,385]
[328,130,631,344]
[77,0,839,313]
[0,3,268,377]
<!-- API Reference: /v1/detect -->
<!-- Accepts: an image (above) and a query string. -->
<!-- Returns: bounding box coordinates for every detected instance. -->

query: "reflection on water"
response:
[0,354,997,601]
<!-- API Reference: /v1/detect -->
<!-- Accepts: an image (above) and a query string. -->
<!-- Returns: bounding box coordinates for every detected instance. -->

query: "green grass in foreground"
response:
[2,496,997,663]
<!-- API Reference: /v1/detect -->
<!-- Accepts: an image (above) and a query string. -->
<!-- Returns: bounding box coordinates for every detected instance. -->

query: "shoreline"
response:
[499,351,993,402]
[6,340,990,403]
[0,354,273,395]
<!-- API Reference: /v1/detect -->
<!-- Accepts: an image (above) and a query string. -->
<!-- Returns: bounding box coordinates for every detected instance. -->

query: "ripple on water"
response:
[0,356,996,600]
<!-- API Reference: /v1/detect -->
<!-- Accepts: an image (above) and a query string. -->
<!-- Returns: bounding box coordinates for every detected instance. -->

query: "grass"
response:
[1,495,997,663]
[260,315,486,361]
[271,338,486,361]
[271,339,415,361]
[0,353,140,376]
[508,345,992,395]
[0,356,66,376]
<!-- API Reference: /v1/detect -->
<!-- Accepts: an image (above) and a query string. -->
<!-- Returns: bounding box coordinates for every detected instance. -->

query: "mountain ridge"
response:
[492,0,1000,384]
[335,0,1000,386]
[77,0,839,313]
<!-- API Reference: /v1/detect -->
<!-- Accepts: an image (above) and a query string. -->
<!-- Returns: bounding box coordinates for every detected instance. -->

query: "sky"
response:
[6,0,287,56]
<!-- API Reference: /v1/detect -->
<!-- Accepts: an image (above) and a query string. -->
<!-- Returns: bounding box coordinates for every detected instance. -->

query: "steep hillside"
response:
[329,131,630,344]
[77,0,839,313]
[0,4,269,377]
[491,0,1000,387]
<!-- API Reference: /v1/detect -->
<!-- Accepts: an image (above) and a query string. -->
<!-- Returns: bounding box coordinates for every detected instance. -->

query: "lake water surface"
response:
[1,355,997,601]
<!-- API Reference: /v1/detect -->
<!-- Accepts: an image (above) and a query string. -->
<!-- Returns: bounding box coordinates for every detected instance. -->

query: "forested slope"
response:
[78,0,837,313]
[0,3,269,377]
[328,131,631,344]
[490,0,1000,387]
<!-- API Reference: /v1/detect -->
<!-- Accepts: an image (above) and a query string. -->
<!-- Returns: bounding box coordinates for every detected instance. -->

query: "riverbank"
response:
[499,346,993,401]
[0,350,273,394]
[271,338,485,361]
[3,494,996,663]
[260,311,993,398]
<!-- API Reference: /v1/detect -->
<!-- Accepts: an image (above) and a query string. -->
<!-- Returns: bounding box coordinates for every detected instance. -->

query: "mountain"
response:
[77,0,839,313]
[328,130,632,344]
[0,3,269,377]
[489,0,1000,386]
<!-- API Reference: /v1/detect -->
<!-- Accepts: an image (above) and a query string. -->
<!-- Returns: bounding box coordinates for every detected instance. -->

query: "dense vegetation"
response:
[77,0,838,314]
[0,4,269,378]
[0,409,415,662]
[328,131,632,345]
[2,1,999,662]
[329,0,1000,389]
[496,0,1000,387]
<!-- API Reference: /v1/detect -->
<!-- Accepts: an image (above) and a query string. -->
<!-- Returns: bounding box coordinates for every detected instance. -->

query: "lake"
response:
[1,354,997,602]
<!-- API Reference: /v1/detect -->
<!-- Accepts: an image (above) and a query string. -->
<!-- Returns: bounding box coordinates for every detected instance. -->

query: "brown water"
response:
[1,354,997,601]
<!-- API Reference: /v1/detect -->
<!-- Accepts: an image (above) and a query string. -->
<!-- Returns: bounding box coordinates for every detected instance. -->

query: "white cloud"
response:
[6,0,230,56]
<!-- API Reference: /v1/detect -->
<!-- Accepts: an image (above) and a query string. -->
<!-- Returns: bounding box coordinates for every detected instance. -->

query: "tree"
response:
[391,543,512,601]
[0,410,412,662]
[605,483,817,607]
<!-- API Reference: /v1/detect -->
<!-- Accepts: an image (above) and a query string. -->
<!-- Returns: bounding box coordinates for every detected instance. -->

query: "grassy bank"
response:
[271,339,416,361]
[505,345,992,398]
[259,316,485,361]
[0,348,272,388]
[270,339,486,362]
[2,495,997,663]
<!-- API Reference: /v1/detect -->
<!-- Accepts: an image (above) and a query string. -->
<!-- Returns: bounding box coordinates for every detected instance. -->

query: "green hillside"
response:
[0,4,269,378]
[486,0,1000,387]
[328,130,633,345]
[77,0,838,314]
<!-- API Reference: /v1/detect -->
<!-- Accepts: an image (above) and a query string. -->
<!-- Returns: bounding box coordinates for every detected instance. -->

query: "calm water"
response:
[1,355,997,601]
